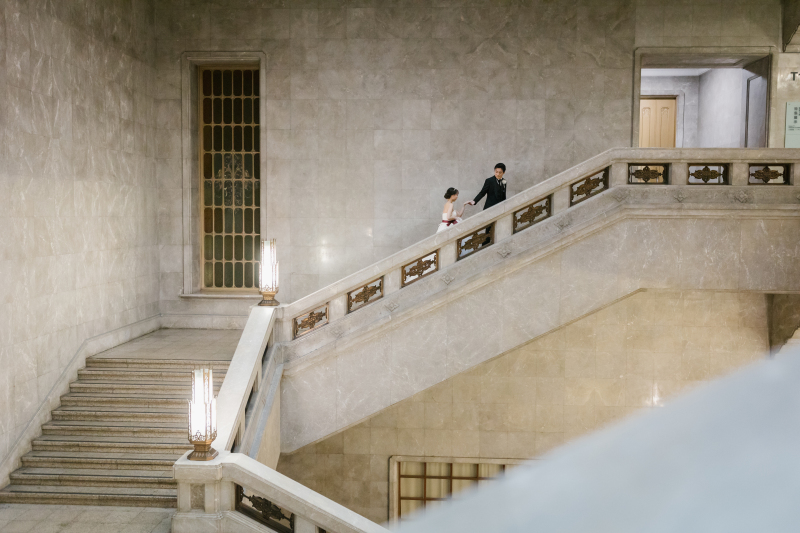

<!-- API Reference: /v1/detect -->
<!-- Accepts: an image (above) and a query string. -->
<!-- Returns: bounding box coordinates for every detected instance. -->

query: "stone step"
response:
[35,433,186,445]
[0,485,176,507]
[77,368,227,382]
[70,381,221,394]
[60,394,190,409]
[21,451,179,471]
[52,408,185,423]
[31,438,191,454]
[41,422,185,438]
[86,358,231,371]
[10,467,176,489]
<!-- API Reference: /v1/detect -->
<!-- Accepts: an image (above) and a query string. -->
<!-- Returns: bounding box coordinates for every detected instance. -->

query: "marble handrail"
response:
[172,451,390,533]
[276,147,800,342]
[213,306,276,452]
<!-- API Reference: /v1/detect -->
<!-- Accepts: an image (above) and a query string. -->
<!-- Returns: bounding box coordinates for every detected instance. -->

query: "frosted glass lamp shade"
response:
[187,367,218,461]
[259,239,280,306]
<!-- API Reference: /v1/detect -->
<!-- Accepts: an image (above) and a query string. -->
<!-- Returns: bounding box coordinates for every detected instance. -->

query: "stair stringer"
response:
[279,199,800,453]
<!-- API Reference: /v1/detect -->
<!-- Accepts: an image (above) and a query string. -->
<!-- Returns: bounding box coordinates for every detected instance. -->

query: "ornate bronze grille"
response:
[513,195,552,233]
[628,164,668,184]
[347,277,383,313]
[569,167,609,206]
[402,251,438,287]
[293,305,328,339]
[200,68,261,290]
[457,223,494,261]
[235,484,294,533]
[748,164,790,185]
[688,164,728,185]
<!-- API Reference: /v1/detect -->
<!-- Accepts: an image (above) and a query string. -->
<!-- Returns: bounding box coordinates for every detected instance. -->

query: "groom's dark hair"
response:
[495,163,506,172]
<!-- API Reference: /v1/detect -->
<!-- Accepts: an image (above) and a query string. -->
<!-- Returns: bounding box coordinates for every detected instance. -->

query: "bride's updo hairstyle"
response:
[444,187,458,199]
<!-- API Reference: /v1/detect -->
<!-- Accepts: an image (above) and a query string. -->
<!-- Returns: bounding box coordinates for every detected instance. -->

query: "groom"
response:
[467,163,507,210]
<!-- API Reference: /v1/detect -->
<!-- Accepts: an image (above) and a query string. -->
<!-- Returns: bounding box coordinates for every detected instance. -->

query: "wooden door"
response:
[639,98,677,148]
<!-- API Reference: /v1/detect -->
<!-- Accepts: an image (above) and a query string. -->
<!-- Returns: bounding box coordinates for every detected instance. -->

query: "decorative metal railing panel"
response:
[402,251,438,287]
[293,304,328,339]
[569,167,609,206]
[457,223,494,261]
[235,484,294,533]
[513,195,552,233]
[749,164,790,185]
[200,67,261,290]
[688,164,728,185]
[628,164,668,184]
[347,277,383,313]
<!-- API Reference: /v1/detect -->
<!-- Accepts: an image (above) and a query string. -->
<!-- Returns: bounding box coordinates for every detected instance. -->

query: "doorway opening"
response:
[635,51,771,148]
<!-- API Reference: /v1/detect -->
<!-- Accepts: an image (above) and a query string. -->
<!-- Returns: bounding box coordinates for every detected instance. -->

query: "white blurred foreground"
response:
[396,343,800,533]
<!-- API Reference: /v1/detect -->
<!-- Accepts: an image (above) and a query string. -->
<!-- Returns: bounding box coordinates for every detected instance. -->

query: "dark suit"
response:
[473,177,507,210]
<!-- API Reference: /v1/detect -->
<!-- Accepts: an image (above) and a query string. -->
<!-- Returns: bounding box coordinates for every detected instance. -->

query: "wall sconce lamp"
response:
[188,366,217,461]
[259,239,280,306]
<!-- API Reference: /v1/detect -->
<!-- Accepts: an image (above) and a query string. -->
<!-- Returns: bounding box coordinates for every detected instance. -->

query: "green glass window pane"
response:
[223,70,232,96]
[254,262,260,288]
[234,70,242,96]
[214,153,222,179]
[204,236,213,260]
[244,154,252,179]
[244,262,253,288]
[224,235,233,260]
[244,181,253,206]
[204,208,213,233]
[213,125,222,151]
[233,154,243,179]
[223,98,232,124]
[244,99,252,124]
[224,208,233,233]
[223,154,232,179]
[254,241,261,262]
[214,208,222,234]
[204,182,213,207]
[254,157,260,181]
[203,154,212,179]
[214,235,223,260]
[213,98,221,124]
[203,98,212,124]
[253,70,259,96]
[243,70,252,96]
[254,125,259,149]
[244,126,252,151]
[223,126,232,151]
[214,181,223,206]
[254,208,260,234]
[234,98,242,124]
[224,180,233,206]
[234,262,243,288]
[234,126,242,151]
[234,181,243,206]
[224,262,233,287]
[253,99,259,124]
[234,235,243,260]
[203,126,212,151]
[204,262,213,287]
[212,70,222,96]
[244,236,253,260]
[254,181,260,207]
[234,208,243,233]
[214,261,223,286]
[244,208,253,234]
[203,70,212,96]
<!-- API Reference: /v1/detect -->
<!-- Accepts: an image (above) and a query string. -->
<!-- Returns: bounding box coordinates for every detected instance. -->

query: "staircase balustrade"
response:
[274,148,798,352]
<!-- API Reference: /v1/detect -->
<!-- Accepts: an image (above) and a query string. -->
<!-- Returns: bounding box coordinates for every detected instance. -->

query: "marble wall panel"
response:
[0,0,160,472]
[277,290,770,524]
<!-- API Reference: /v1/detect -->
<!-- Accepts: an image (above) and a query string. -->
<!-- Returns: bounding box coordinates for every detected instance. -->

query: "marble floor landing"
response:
[91,328,242,361]
[0,503,174,532]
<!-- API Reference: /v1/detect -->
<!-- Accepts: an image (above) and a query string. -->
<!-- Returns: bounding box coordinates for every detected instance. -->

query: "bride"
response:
[437,187,468,233]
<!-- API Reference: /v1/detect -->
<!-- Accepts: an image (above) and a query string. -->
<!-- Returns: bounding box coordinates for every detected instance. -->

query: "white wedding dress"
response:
[437,211,462,233]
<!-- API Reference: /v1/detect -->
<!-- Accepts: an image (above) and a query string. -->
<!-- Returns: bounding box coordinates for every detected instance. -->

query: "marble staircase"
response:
[0,357,229,507]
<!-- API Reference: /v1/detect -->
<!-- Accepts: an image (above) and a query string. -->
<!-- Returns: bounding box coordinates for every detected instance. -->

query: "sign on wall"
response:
[785,102,800,148]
